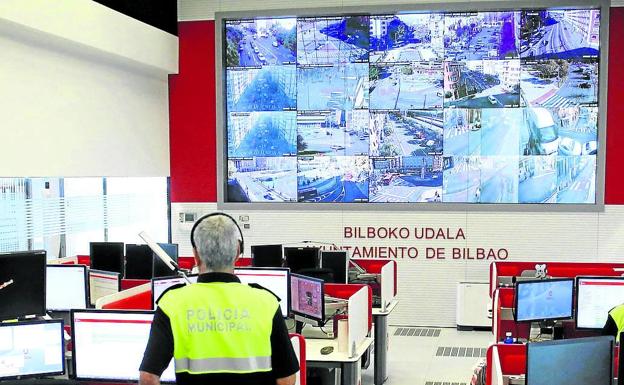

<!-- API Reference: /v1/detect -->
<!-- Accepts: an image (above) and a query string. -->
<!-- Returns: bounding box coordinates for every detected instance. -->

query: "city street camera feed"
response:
[225,18,297,66]
[223,7,601,205]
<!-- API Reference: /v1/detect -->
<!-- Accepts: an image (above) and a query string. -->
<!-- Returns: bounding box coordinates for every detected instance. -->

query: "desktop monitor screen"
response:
[576,276,624,329]
[514,278,574,322]
[284,247,319,274]
[320,251,348,284]
[90,242,124,275]
[46,265,88,311]
[527,336,613,385]
[88,269,121,306]
[71,310,175,383]
[151,275,198,309]
[125,244,154,279]
[0,250,46,321]
[234,268,290,317]
[0,319,65,380]
[152,243,179,278]
[251,244,283,267]
[290,273,324,324]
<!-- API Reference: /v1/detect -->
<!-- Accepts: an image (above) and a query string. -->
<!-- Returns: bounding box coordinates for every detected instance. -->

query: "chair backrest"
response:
[289,333,306,385]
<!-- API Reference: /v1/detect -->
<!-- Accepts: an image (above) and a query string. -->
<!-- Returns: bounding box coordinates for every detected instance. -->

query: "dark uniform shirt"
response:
[140,272,299,385]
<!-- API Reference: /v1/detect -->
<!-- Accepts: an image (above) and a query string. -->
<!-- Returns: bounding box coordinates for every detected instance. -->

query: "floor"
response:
[361,327,493,385]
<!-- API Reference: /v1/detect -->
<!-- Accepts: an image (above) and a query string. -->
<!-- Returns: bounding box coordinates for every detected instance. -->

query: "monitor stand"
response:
[529,320,557,341]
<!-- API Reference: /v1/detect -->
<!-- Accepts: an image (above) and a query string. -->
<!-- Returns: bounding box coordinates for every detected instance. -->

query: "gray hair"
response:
[192,215,241,272]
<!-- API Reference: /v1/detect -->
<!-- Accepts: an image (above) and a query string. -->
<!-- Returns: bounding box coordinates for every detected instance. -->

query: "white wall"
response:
[178,0,624,20]
[0,1,178,177]
[171,202,624,326]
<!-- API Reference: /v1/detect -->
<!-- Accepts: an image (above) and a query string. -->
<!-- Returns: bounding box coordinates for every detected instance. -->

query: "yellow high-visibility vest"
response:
[609,304,624,343]
[158,282,278,374]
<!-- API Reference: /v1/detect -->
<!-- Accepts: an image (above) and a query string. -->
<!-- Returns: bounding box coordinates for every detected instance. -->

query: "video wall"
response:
[223,8,601,204]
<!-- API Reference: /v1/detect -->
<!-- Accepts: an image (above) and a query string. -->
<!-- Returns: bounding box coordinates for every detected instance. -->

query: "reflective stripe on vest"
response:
[175,356,272,372]
[158,282,278,374]
[609,305,624,342]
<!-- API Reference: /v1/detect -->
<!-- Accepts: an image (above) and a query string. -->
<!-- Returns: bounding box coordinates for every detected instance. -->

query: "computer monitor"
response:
[320,250,348,284]
[89,242,124,275]
[527,336,613,385]
[234,267,290,317]
[619,332,624,385]
[88,269,121,306]
[0,250,46,321]
[290,273,325,326]
[284,247,319,274]
[46,264,88,311]
[71,310,175,383]
[514,278,574,322]
[0,319,65,379]
[151,275,198,309]
[251,244,283,267]
[152,243,179,278]
[124,244,153,279]
[576,276,624,329]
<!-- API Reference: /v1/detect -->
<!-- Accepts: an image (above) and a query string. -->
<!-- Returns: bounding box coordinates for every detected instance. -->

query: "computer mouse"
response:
[320,346,334,355]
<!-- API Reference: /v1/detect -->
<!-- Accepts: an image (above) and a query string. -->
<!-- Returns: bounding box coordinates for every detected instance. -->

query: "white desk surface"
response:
[306,337,374,363]
[372,298,398,316]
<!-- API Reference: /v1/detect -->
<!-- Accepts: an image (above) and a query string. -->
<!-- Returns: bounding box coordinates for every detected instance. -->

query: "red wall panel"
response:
[169,21,217,202]
[606,7,624,204]
[171,10,624,204]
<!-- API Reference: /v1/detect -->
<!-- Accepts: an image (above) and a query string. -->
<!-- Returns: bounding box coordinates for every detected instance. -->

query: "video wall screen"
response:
[223,8,601,204]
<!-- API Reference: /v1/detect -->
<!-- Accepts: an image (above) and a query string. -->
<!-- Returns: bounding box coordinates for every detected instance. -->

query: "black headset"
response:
[190,212,244,254]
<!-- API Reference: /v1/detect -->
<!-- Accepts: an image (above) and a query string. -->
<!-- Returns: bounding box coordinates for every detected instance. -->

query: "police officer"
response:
[139,213,298,385]
[602,303,624,342]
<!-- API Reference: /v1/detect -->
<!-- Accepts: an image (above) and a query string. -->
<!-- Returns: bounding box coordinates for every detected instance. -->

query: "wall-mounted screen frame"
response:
[216,0,609,211]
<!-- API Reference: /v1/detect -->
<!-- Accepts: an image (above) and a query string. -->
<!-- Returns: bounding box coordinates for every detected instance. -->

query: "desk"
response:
[306,337,374,385]
[372,299,398,385]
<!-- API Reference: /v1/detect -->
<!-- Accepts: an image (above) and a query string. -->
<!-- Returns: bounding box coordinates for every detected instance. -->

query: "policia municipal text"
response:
[139,213,299,385]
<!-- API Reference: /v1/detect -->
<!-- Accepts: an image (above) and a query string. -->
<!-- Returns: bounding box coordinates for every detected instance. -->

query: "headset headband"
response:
[190,212,244,253]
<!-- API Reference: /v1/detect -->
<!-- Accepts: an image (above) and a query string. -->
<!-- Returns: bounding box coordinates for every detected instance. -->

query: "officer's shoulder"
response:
[156,283,186,305]
[246,283,280,302]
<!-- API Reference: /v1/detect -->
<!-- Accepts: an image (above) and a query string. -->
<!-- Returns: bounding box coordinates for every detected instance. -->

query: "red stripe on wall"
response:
[170,21,217,202]
[606,8,624,204]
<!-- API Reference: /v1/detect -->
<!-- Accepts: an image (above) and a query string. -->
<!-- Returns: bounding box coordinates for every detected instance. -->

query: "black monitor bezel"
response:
[513,277,575,322]
[251,244,284,267]
[526,335,614,385]
[70,309,175,384]
[0,250,47,321]
[87,268,121,306]
[575,275,624,330]
[320,250,349,284]
[89,242,125,276]
[284,246,320,273]
[290,272,325,325]
[151,243,179,278]
[234,267,291,318]
[124,244,154,280]
[150,274,198,309]
[46,264,89,311]
[0,318,65,380]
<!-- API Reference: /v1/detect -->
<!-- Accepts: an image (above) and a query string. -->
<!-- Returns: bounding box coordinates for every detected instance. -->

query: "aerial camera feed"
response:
[297,16,370,65]
[370,14,444,63]
[225,18,297,67]
[443,60,521,108]
[521,58,598,108]
[370,156,443,203]
[443,156,518,203]
[297,110,370,156]
[444,108,523,156]
[444,12,520,61]
[297,64,369,110]
[227,112,297,157]
[227,157,297,202]
[520,10,600,60]
[370,110,443,157]
[227,66,297,112]
[297,156,370,202]
[370,62,443,110]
